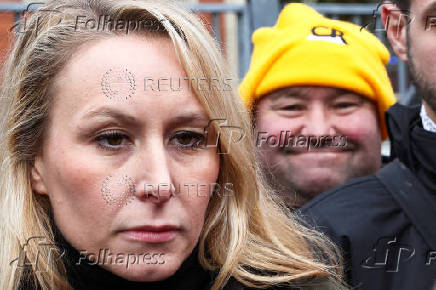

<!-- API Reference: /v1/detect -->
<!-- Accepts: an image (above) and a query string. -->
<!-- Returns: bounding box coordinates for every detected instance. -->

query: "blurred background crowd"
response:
[0,0,410,98]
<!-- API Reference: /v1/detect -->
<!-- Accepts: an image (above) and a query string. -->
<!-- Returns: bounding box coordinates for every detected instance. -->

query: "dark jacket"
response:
[299,103,436,290]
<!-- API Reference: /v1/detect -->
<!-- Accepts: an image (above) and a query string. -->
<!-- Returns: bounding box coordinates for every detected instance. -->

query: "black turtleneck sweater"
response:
[62,241,213,289]
[57,226,218,290]
[19,222,334,290]
[17,222,217,290]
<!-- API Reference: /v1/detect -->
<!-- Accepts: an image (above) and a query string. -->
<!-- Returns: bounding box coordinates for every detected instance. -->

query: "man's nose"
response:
[134,142,173,204]
[300,107,336,136]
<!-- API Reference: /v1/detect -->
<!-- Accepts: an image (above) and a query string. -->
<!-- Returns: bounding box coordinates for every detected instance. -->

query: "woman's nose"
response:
[133,141,173,204]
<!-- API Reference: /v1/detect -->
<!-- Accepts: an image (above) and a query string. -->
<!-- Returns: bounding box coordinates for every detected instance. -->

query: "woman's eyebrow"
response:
[82,107,138,125]
[169,112,210,126]
[82,107,209,126]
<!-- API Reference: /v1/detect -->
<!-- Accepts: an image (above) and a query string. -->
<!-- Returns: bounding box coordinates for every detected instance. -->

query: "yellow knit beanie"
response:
[239,3,396,140]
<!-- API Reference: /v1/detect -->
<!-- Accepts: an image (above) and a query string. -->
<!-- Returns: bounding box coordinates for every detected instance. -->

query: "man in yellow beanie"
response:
[299,1,436,289]
[239,3,396,208]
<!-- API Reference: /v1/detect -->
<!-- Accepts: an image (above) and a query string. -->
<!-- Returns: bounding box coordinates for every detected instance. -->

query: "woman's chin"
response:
[100,261,179,282]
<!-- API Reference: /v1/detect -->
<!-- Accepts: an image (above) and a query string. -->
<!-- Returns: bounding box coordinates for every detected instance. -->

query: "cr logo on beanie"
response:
[307,26,347,45]
[239,3,396,140]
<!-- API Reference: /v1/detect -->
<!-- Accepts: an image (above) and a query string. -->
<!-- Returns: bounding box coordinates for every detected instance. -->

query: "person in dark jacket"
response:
[300,103,436,289]
[299,0,436,289]
[238,4,396,209]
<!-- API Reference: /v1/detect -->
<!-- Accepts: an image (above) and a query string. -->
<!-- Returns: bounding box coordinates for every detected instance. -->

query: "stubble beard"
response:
[407,29,436,113]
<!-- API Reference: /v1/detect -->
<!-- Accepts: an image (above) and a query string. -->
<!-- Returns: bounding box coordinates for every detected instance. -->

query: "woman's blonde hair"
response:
[0,1,343,289]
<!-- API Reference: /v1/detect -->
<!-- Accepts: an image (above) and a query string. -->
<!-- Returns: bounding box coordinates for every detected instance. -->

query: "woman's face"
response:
[31,35,219,281]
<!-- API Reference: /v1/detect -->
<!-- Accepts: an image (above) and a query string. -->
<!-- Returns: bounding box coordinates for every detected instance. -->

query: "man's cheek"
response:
[339,112,378,141]
[341,126,372,142]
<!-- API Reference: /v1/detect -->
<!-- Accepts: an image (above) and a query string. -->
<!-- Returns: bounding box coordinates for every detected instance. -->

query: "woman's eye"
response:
[95,131,130,151]
[170,131,205,150]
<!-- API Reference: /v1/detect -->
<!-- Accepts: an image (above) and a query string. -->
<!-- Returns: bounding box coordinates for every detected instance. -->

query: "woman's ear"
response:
[31,157,48,195]
[381,3,409,62]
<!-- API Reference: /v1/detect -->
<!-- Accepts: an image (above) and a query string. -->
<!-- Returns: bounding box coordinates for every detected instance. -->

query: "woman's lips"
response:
[121,225,179,243]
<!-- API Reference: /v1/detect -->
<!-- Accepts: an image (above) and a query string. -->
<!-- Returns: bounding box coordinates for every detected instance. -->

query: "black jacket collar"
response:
[386,103,436,193]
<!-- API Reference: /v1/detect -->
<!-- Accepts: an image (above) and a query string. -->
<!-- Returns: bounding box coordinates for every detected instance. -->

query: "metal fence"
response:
[183,3,251,79]
[0,1,252,78]
[0,1,413,103]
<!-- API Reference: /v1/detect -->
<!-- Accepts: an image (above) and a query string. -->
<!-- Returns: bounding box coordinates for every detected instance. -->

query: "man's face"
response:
[255,86,381,207]
[406,0,436,113]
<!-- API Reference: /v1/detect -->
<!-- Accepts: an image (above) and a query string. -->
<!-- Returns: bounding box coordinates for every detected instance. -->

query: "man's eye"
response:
[280,104,305,111]
[334,102,358,110]
[95,131,130,151]
[170,131,205,150]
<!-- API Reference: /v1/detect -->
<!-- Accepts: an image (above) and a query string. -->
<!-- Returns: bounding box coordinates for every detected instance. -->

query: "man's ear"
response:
[381,3,409,62]
[31,157,48,195]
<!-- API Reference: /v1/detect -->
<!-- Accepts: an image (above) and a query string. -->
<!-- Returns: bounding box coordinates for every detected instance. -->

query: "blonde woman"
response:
[0,1,344,289]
